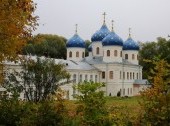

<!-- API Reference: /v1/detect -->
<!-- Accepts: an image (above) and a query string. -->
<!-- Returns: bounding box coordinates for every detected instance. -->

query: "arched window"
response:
[137,55,139,60]
[76,51,79,57]
[102,71,105,79]
[107,50,110,57]
[82,52,85,58]
[95,75,98,82]
[132,54,135,60]
[90,75,93,81]
[120,51,122,57]
[85,74,88,81]
[79,74,82,82]
[96,47,99,55]
[125,54,128,59]
[127,72,129,80]
[69,51,72,58]
[123,72,125,79]
[109,71,113,79]
[114,50,118,57]
[73,74,76,82]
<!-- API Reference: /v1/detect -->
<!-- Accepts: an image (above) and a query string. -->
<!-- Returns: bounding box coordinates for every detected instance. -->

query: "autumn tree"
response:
[140,60,170,125]
[0,0,38,82]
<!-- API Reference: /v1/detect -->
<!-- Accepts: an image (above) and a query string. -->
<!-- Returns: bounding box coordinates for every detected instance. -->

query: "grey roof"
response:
[134,79,150,85]
[84,56,141,67]
[54,59,98,71]
[84,56,104,64]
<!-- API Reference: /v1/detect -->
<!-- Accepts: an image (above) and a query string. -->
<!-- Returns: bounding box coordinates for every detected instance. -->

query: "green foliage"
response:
[140,60,170,125]
[139,37,170,79]
[0,93,22,126]
[22,34,67,59]
[0,89,67,126]
[85,40,91,56]
[73,81,112,126]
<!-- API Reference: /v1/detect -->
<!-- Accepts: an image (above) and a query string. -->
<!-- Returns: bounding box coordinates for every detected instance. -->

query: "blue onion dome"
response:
[91,24,110,42]
[66,34,85,48]
[88,44,92,52]
[123,37,139,50]
[102,32,123,46]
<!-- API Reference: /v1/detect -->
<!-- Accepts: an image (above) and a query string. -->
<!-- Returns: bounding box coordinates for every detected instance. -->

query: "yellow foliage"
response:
[0,0,38,82]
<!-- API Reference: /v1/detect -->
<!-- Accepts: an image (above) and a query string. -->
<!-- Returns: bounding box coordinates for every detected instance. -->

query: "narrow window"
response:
[130,72,132,80]
[132,54,135,60]
[120,51,122,57]
[127,72,129,80]
[90,75,93,81]
[102,71,105,79]
[125,54,128,59]
[133,72,135,79]
[69,51,72,58]
[130,88,132,95]
[85,74,88,81]
[96,47,99,55]
[79,74,82,82]
[120,71,121,79]
[107,50,110,57]
[76,51,79,57]
[109,71,113,79]
[73,74,76,82]
[82,52,85,58]
[123,72,125,79]
[139,72,141,79]
[114,50,118,57]
[95,75,98,82]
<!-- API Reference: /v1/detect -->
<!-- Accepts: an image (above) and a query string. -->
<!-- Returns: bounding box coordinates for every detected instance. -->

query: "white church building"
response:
[0,14,149,100]
[60,14,149,100]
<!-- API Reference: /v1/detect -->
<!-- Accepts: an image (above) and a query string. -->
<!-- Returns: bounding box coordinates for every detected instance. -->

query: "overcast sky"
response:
[34,0,170,42]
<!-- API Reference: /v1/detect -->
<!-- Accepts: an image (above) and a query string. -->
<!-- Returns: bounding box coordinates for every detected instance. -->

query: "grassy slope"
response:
[64,96,142,123]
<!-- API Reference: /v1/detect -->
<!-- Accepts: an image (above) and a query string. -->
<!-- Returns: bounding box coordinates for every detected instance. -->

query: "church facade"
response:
[60,16,148,100]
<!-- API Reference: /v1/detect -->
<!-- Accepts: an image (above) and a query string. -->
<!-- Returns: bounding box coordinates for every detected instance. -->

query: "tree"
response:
[139,37,170,79]
[3,57,70,102]
[140,60,170,125]
[22,34,67,59]
[0,0,38,82]
[84,40,91,56]
[73,81,111,126]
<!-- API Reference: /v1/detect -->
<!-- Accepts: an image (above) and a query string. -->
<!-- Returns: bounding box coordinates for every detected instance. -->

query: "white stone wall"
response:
[123,50,139,65]
[92,63,143,97]
[61,70,100,100]
[103,46,123,63]
[67,48,85,62]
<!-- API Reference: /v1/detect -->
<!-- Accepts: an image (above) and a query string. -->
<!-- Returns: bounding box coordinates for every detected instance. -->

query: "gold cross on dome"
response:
[75,24,78,34]
[129,27,131,38]
[111,20,114,32]
[103,12,106,24]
